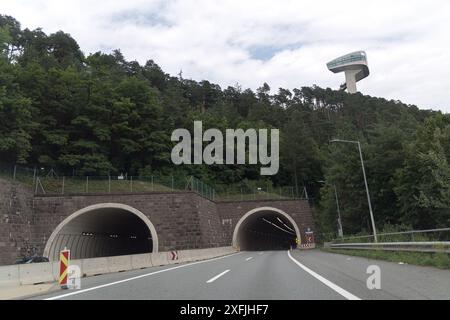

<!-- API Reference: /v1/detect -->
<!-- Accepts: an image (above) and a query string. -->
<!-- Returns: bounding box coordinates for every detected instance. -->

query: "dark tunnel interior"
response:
[47,208,153,260]
[236,211,297,251]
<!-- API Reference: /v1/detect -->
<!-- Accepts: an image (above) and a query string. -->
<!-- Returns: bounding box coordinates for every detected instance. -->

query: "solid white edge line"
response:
[287,250,361,300]
[245,257,253,261]
[44,252,242,300]
[206,269,230,283]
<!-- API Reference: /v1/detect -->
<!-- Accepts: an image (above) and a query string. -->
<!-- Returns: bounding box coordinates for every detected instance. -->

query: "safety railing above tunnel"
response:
[0,163,216,201]
[0,163,307,202]
[214,185,309,202]
[33,175,216,200]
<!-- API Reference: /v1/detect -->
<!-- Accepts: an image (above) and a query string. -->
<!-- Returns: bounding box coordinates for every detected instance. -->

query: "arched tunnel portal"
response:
[43,203,158,261]
[232,207,300,251]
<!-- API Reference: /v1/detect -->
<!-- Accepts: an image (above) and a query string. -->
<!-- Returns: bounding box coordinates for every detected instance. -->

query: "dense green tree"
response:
[394,115,450,228]
[0,25,34,163]
[0,15,447,235]
[0,15,22,62]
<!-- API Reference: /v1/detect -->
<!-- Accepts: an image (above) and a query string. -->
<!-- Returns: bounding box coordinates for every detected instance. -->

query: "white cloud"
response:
[2,0,450,110]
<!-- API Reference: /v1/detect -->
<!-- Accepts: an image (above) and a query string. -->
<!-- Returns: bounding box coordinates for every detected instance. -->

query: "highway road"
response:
[31,250,450,300]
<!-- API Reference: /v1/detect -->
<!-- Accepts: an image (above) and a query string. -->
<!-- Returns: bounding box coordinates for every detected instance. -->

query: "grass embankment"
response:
[1,174,175,195]
[216,192,292,201]
[322,248,450,270]
[36,177,173,194]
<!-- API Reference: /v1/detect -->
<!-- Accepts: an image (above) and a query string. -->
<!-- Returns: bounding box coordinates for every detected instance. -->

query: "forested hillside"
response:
[1,15,449,236]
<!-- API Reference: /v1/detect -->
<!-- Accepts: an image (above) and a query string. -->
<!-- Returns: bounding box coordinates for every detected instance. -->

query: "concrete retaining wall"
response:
[151,252,169,267]
[81,257,109,277]
[107,255,133,273]
[18,263,54,285]
[131,253,153,269]
[0,265,20,287]
[0,246,236,287]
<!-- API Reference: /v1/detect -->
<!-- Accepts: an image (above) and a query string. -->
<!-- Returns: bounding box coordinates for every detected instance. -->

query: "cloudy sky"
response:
[3,0,450,111]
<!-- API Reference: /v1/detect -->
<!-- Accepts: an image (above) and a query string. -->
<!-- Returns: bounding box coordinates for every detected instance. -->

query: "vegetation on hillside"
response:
[1,15,449,237]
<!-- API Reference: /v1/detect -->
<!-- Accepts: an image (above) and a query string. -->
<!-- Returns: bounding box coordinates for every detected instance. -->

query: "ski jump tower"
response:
[327,51,369,94]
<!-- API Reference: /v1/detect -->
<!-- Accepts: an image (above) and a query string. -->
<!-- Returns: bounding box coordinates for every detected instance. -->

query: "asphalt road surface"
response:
[31,250,450,300]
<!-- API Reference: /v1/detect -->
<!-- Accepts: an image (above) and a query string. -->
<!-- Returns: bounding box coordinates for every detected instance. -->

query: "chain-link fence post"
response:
[34,176,39,195]
[32,167,37,191]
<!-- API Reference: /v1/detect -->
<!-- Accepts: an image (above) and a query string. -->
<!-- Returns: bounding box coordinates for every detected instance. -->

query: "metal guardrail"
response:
[327,242,450,254]
[332,228,450,243]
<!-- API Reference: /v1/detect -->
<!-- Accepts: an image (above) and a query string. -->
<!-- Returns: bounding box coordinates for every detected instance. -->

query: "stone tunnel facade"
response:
[0,179,315,265]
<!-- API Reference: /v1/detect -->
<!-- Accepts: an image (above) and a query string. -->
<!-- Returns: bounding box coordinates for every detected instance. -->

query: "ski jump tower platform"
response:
[327,51,369,94]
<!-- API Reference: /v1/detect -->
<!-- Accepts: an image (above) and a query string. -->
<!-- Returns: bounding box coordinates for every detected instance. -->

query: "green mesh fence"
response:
[33,175,215,200]
[215,185,302,201]
[0,163,302,202]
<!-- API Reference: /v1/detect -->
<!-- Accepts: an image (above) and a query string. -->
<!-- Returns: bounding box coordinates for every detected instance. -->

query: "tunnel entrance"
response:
[44,204,158,261]
[233,208,300,251]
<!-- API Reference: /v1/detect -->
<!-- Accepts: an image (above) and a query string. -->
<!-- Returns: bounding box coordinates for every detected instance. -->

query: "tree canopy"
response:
[1,15,449,235]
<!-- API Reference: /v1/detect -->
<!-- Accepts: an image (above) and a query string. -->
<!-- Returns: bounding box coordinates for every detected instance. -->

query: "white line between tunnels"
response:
[206,270,230,283]
[44,252,243,300]
[287,250,361,300]
[245,257,253,261]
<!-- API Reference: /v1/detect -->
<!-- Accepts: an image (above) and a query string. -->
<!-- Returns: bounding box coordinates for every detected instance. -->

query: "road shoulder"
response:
[291,249,450,300]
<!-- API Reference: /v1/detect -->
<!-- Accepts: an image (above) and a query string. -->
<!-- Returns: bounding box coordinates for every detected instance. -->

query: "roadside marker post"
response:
[294,237,300,250]
[59,248,70,289]
[168,250,179,261]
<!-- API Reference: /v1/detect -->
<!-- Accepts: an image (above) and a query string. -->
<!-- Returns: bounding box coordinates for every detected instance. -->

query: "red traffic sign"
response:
[59,249,70,288]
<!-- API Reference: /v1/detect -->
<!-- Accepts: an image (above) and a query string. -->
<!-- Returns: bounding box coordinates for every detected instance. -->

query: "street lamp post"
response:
[333,184,344,238]
[318,180,344,238]
[330,139,378,242]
